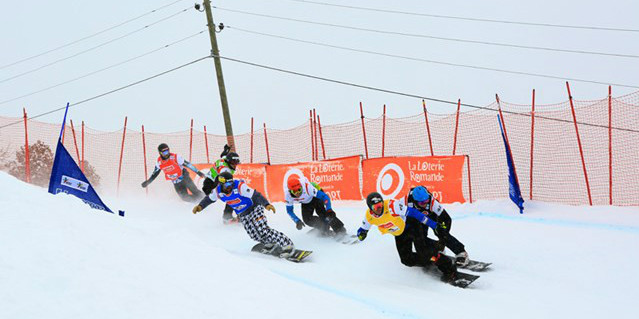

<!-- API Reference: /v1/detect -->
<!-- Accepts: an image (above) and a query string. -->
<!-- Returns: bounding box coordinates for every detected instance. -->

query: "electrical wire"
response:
[214,54,639,134]
[227,26,639,89]
[0,0,186,70]
[286,0,639,33]
[0,6,192,84]
[0,56,211,130]
[215,7,639,59]
[0,30,206,106]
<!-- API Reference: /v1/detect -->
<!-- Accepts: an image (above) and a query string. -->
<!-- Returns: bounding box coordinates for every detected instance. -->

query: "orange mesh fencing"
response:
[1,89,638,206]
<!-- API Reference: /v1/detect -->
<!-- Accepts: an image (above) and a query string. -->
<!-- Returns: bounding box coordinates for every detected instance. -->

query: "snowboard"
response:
[307,228,360,245]
[251,243,313,263]
[448,271,480,288]
[455,258,492,272]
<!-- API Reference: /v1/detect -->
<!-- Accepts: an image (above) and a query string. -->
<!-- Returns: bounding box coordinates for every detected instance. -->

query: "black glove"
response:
[434,222,449,244]
[295,220,305,230]
[220,144,231,158]
[197,171,205,178]
[357,227,368,241]
[141,180,149,188]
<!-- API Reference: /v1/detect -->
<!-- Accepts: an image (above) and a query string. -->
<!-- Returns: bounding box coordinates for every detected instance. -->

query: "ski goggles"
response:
[160,149,170,156]
[289,186,303,196]
[227,157,240,165]
[417,199,430,206]
[218,175,233,185]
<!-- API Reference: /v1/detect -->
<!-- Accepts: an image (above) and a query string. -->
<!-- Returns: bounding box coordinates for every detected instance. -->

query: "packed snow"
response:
[1,171,638,319]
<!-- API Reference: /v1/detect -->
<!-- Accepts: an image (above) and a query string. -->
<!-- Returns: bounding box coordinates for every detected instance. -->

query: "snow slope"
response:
[1,171,638,319]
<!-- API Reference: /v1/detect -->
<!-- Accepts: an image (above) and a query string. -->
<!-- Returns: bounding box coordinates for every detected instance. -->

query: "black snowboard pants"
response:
[395,218,456,276]
[202,176,235,221]
[301,197,345,234]
[422,225,466,255]
[173,169,203,202]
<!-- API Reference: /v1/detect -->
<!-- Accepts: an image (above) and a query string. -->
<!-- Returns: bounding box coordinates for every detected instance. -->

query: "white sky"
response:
[1,0,637,134]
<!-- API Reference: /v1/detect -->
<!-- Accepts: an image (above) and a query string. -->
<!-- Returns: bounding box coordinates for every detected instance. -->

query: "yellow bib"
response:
[365,199,406,236]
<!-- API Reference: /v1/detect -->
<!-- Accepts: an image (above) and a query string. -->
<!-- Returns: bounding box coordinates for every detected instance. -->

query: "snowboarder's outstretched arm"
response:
[141,167,161,187]
[284,189,305,229]
[193,190,218,214]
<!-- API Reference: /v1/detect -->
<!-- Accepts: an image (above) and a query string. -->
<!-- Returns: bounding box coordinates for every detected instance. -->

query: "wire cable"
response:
[0,0,186,70]
[214,54,639,134]
[0,6,192,85]
[286,0,639,33]
[0,30,206,106]
[0,56,211,130]
[215,7,639,59]
[227,26,639,89]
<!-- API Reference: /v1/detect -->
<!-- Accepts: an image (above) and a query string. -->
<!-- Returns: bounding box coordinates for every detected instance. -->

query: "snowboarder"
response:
[285,175,346,236]
[192,172,296,258]
[405,186,470,266]
[141,143,205,202]
[357,192,459,283]
[201,144,241,224]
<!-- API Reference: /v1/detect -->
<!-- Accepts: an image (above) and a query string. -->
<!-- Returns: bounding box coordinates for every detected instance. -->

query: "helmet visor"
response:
[289,186,302,197]
[372,201,384,216]
[160,149,170,156]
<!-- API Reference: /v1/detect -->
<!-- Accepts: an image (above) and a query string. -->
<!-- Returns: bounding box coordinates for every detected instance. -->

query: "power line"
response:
[0,56,211,131]
[214,54,639,134]
[0,0,186,70]
[0,30,206,106]
[215,7,639,59]
[0,6,192,85]
[227,26,639,89]
[286,0,639,33]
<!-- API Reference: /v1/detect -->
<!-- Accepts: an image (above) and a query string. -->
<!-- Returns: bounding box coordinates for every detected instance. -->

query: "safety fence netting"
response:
[1,89,638,206]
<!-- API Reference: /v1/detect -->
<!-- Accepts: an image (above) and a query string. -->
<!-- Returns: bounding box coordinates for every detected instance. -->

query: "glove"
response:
[197,171,205,178]
[265,204,276,213]
[357,227,368,241]
[141,180,149,188]
[434,222,449,244]
[295,220,305,230]
[192,205,203,214]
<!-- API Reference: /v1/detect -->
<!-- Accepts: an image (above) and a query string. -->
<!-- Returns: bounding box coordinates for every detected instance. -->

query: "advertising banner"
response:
[265,156,362,202]
[362,156,466,203]
[193,163,268,196]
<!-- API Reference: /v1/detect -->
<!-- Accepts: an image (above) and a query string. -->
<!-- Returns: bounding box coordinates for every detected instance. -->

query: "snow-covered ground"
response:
[1,171,638,319]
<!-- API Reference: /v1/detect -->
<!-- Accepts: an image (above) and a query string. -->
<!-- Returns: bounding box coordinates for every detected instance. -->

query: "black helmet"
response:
[366,192,384,211]
[225,152,240,167]
[158,143,169,152]
[218,171,234,184]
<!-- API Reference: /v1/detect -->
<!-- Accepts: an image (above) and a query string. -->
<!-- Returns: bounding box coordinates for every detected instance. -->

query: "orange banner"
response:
[362,156,466,203]
[192,163,268,196]
[265,156,362,202]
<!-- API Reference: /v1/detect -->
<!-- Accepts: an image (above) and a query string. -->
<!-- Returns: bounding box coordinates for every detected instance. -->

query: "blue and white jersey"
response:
[209,180,255,215]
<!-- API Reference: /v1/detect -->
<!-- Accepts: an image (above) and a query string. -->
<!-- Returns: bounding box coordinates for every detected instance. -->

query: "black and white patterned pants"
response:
[239,205,293,247]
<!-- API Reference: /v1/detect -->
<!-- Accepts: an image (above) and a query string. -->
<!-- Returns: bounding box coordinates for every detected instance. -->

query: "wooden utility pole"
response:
[203,0,236,151]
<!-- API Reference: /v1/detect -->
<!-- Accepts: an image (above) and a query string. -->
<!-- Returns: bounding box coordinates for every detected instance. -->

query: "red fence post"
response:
[382,104,386,158]
[565,82,593,206]
[422,100,434,156]
[313,108,319,161]
[22,108,30,183]
[250,118,254,163]
[452,99,461,155]
[263,123,271,165]
[204,125,211,164]
[70,120,81,163]
[496,94,522,189]
[81,121,85,173]
[466,155,473,203]
[117,116,128,196]
[318,115,327,160]
[359,102,369,159]
[608,85,612,205]
[189,119,194,162]
[530,89,536,200]
[309,110,315,161]
[142,125,148,196]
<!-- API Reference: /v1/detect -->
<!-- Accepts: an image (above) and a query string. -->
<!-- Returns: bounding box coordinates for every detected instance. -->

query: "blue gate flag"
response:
[497,115,525,214]
[47,103,114,213]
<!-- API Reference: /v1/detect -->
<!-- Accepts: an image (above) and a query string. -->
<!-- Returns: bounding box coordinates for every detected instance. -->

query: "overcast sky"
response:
[1,0,637,134]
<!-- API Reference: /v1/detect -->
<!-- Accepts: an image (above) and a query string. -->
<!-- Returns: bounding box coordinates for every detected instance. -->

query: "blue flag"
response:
[47,103,118,215]
[497,115,525,214]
